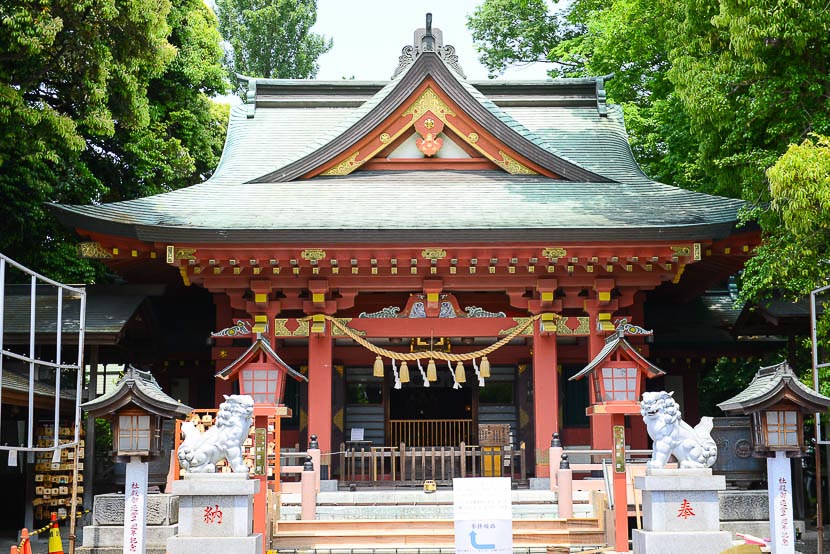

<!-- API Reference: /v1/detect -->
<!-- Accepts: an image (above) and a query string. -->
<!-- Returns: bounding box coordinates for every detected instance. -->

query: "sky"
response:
[311,0,551,81]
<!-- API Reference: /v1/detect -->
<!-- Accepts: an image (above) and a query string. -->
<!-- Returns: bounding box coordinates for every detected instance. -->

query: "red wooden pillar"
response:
[532,321,558,477]
[586,304,613,450]
[308,325,333,468]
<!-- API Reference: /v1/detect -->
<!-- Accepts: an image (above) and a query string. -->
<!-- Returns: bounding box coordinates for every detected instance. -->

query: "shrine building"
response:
[50,20,757,477]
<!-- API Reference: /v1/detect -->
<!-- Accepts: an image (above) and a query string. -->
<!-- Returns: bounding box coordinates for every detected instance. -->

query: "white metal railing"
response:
[0,252,86,455]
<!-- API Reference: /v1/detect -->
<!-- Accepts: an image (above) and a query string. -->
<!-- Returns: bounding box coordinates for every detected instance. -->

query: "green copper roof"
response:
[717,361,830,414]
[50,42,745,244]
[51,170,743,243]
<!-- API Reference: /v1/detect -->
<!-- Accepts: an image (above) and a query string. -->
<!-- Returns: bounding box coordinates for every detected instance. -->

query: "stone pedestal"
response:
[78,493,179,554]
[632,468,732,554]
[167,473,261,554]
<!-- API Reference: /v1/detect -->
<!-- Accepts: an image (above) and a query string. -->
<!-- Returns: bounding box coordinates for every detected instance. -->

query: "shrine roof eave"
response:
[50,212,742,244]
[569,331,665,381]
[717,361,830,414]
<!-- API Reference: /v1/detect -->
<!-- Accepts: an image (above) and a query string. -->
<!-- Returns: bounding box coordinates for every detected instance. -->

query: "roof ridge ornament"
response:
[392,13,466,80]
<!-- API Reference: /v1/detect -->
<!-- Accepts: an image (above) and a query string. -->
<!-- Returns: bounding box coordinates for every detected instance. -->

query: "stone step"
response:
[279,489,589,505]
[277,488,595,521]
[271,518,605,550]
[279,503,594,521]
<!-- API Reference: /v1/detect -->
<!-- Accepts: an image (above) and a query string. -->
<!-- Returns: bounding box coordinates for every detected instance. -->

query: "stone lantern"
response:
[82,366,192,462]
[719,361,830,554]
[569,331,665,553]
[82,366,191,554]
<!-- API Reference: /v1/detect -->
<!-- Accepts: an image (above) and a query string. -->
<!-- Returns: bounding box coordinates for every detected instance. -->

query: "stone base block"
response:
[92,493,179,525]
[81,524,178,547]
[632,529,733,554]
[167,534,261,554]
[320,479,338,492]
[719,490,769,521]
[77,547,166,554]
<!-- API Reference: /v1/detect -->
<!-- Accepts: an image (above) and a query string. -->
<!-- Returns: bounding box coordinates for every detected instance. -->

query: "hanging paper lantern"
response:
[426,359,437,381]
[400,360,410,383]
[373,356,384,377]
[455,361,466,384]
[480,356,491,378]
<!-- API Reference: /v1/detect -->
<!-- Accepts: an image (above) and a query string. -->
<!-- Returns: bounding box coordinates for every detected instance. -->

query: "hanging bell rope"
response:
[310,313,544,362]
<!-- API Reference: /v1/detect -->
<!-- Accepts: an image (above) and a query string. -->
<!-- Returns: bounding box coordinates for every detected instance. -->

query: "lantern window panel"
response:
[118,414,152,452]
[765,410,799,448]
[601,367,638,402]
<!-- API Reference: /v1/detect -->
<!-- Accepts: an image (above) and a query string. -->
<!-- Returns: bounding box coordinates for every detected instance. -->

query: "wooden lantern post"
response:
[82,367,192,554]
[570,331,665,553]
[719,361,830,554]
[215,335,307,551]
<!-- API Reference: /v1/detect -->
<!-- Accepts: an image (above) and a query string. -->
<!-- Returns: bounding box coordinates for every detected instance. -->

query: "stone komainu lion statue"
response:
[177,394,254,473]
[640,391,718,469]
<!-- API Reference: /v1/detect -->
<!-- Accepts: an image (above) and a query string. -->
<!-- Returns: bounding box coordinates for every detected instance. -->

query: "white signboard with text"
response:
[453,477,512,554]
[123,460,148,554]
[768,452,795,554]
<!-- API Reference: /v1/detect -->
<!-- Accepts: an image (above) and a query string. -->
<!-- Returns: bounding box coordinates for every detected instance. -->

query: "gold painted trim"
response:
[178,266,190,287]
[300,249,326,261]
[322,151,361,176]
[498,317,534,337]
[273,319,292,337]
[293,319,310,336]
[77,242,112,259]
[402,87,457,120]
[671,245,692,257]
[494,150,537,175]
[421,248,447,260]
[542,247,567,260]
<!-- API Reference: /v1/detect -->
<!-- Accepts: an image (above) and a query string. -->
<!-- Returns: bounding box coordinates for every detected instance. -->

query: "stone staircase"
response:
[271,488,605,551]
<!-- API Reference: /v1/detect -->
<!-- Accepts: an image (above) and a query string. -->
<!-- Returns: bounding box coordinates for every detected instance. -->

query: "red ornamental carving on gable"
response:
[414,112,445,157]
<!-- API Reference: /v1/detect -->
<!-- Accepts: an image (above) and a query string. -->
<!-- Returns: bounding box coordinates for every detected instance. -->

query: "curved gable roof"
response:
[248,51,611,184]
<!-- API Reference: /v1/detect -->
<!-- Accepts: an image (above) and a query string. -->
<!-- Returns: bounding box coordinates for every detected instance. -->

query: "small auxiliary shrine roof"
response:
[50,15,744,245]
[718,361,830,414]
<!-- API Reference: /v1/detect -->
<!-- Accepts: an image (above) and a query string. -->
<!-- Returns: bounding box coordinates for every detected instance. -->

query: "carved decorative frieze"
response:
[402,88,456,121]
[465,306,506,318]
[615,317,653,336]
[421,248,447,260]
[322,151,361,176]
[671,245,692,257]
[273,319,292,336]
[77,242,112,259]
[542,247,567,260]
[300,249,326,261]
[359,306,402,319]
[498,317,534,336]
[495,150,537,175]
[210,320,252,338]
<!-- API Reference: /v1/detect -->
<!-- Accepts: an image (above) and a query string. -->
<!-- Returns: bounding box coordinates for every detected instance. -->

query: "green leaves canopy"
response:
[216,0,331,91]
[0,0,228,281]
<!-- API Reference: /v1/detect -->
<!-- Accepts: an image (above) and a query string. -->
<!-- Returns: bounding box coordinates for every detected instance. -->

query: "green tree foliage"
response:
[0,0,228,281]
[215,0,331,93]
[469,0,830,406]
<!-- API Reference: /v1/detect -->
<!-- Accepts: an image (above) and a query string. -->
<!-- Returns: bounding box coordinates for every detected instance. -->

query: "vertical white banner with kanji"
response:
[123,460,148,554]
[767,452,795,554]
[453,477,512,554]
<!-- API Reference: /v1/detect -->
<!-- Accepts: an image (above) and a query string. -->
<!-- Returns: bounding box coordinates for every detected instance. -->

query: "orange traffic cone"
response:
[47,513,64,554]
[18,528,32,554]
[9,544,18,554]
